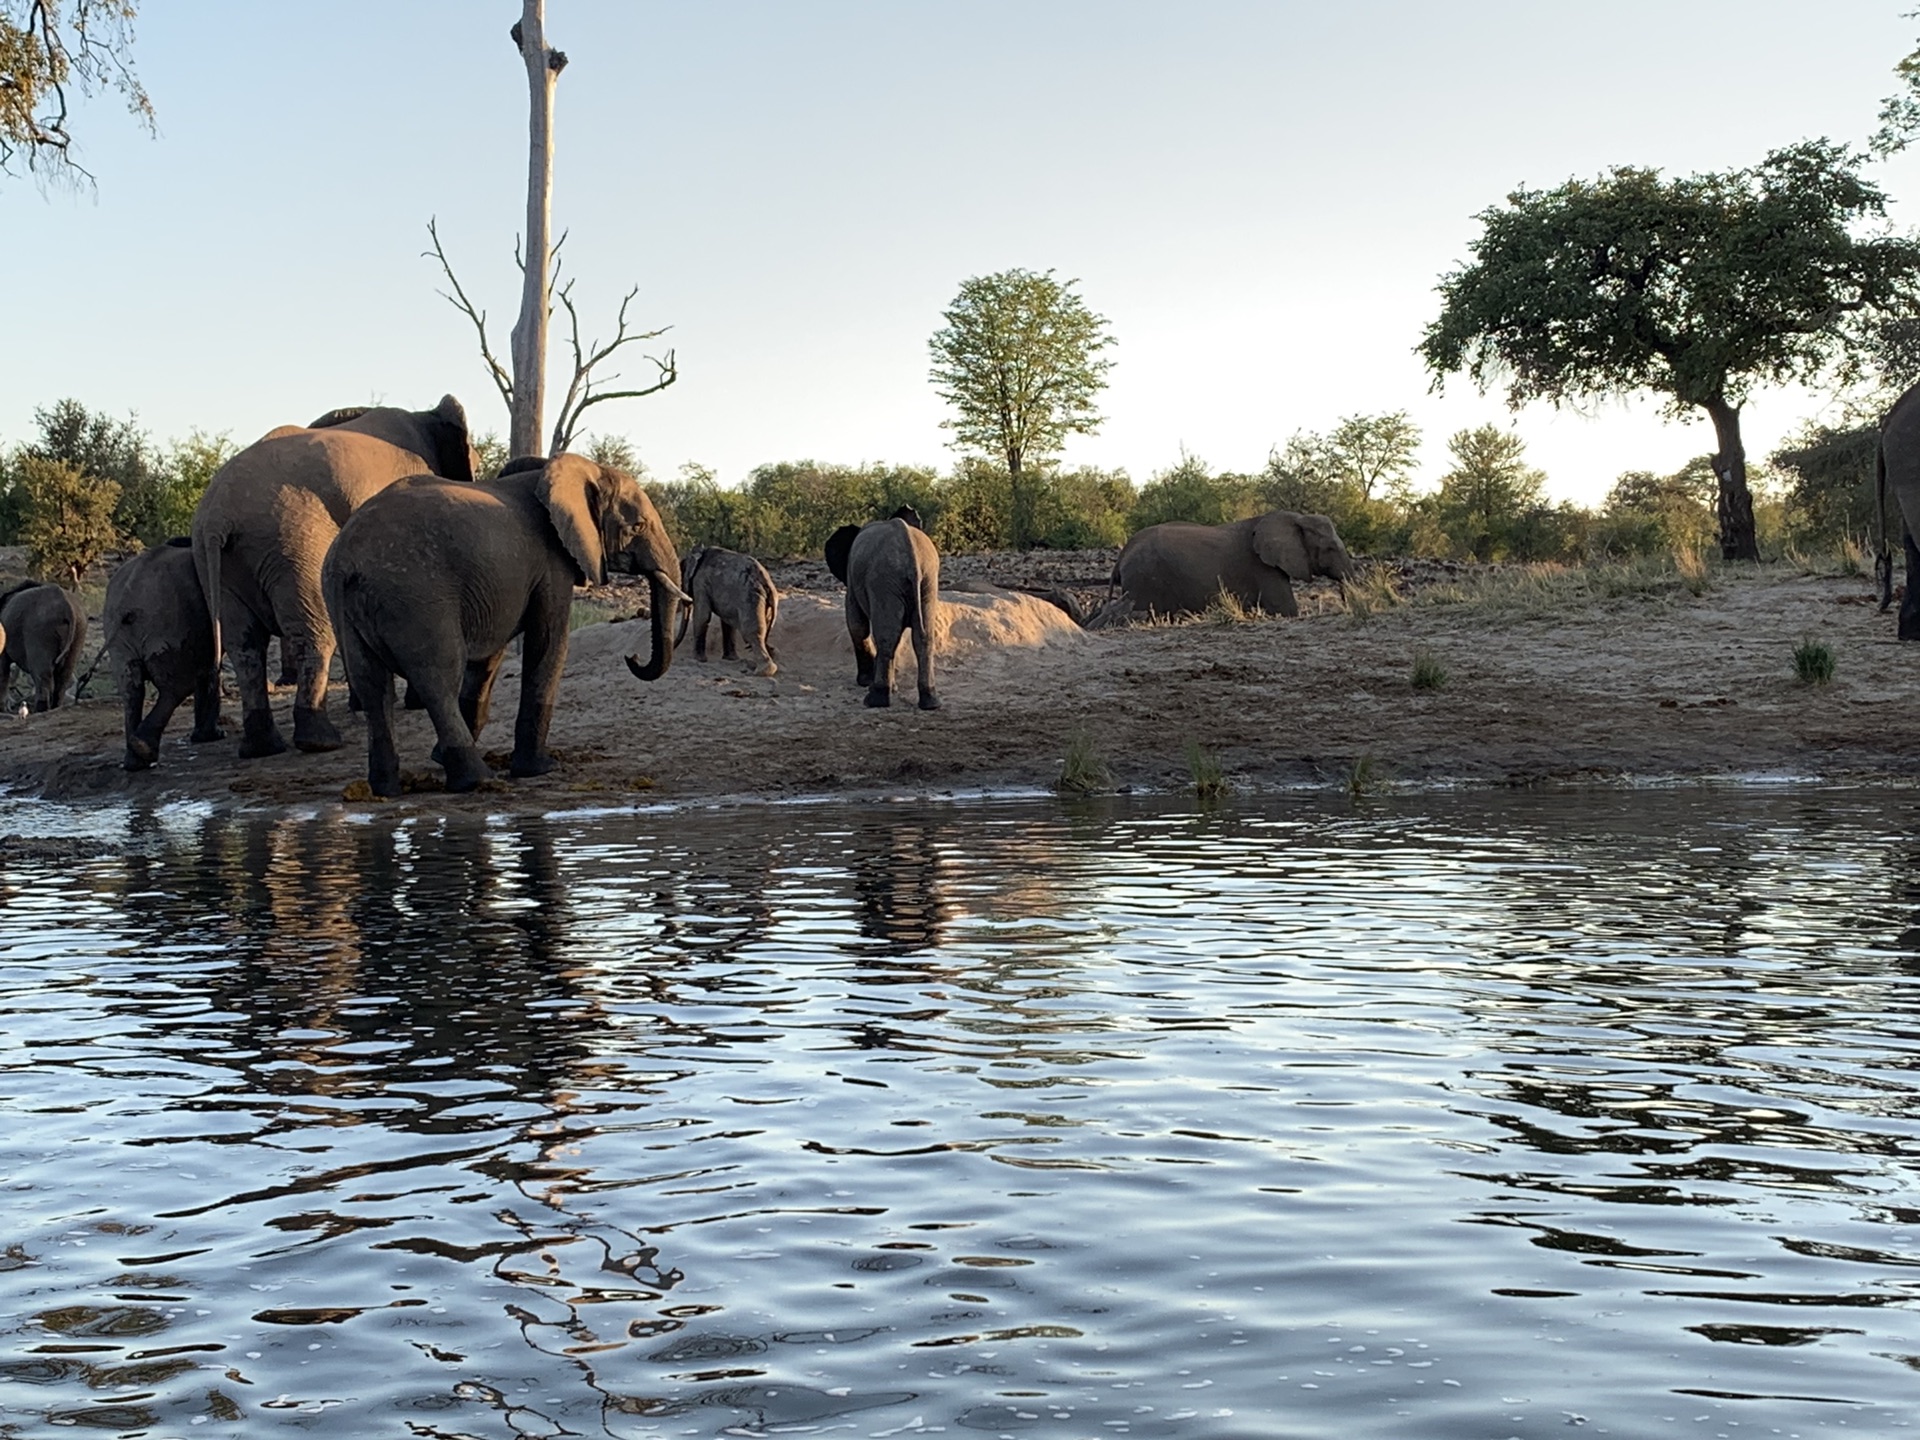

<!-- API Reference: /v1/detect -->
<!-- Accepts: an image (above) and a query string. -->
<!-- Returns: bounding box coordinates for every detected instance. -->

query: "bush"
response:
[17,456,122,585]
[1772,422,1879,551]
[1131,454,1261,529]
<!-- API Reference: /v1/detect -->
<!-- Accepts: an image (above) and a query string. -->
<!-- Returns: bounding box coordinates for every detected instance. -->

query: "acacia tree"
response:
[429,1,675,460]
[1,0,150,183]
[929,268,1114,548]
[1420,141,1920,561]
[1433,424,1545,562]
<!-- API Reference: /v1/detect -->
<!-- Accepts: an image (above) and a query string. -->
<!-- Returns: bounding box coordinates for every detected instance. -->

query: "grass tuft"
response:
[1185,740,1228,801]
[1672,545,1711,597]
[1792,637,1835,686]
[1202,587,1251,626]
[1411,648,1447,691]
[1342,565,1403,621]
[1056,729,1111,795]
[1345,753,1385,799]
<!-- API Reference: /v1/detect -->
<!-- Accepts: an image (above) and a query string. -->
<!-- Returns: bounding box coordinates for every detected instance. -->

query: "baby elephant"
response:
[0,580,88,712]
[824,510,942,710]
[104,539,226,769]
[676,546,779,676]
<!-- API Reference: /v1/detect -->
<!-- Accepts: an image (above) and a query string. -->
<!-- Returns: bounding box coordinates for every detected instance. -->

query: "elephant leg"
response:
[0,654,11,708]
[133,683,191,769]
[358,664,403,799]
[865,608,904,709]
[188,667,226,744]
[460,653,506,742]
[1901,530,1920,642]
[912,582,940,711]
[509,620,566,779]
[689,596,713,661]
[846,594,876,690]
[287,625,344,753]
[720,619,741,662]
[749,609,777,677]
[416,673,488,793]
[229,602,287,758]
[273,639,298,688]
[121,659,156,770]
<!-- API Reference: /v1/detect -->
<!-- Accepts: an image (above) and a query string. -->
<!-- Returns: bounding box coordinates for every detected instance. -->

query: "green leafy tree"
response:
[1432,425,1546,562]
[471,431,511,481]
[16,453,119,584]
[1325,411,1421,502]
[929,268,1115,547]
[1,0,152,184]
[1131,453,1261,530]
[1261,411,1424,553]
[27,397,164,542]
[1770,423,1880,548]
[1420,141,1920,561]
[154,428,235,539]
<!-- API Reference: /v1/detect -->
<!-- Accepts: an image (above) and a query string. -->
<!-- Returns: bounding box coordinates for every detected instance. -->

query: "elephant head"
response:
[1252,510,1358,584]
[310,394,477,483]
[523,453,687,682]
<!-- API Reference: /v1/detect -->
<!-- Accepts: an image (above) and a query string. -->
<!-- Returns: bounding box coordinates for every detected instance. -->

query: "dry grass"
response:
[1341,564,1404,621]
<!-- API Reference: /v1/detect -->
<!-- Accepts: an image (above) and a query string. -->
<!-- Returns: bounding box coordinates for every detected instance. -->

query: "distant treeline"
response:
[0,401,1894,585]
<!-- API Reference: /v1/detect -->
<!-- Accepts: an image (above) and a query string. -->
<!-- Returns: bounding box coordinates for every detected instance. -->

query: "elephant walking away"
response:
[1878,382,1920,638]
[323,454,687,797]
[0,581,88,712]
[676,546,779,676]
[1111,509,1357,619]
[824,512,942,710]
[105,539,226,769]
[192,395,475,759]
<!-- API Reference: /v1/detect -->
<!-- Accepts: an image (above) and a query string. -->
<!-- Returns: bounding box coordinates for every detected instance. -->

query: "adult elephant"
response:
[1879,382,1920,638]
[192,395,475,758]
[1110,509,1357,619]
[323,453,687,797]
[0,581,87,712]
[824,510,942,710]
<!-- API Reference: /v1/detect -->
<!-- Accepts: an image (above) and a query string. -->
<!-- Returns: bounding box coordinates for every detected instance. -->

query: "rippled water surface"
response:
[2,788,1918,1438]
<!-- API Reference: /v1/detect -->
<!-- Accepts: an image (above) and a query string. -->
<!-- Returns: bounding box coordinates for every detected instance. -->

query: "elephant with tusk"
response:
[322,452,688,797]
[1109,509,1357,619]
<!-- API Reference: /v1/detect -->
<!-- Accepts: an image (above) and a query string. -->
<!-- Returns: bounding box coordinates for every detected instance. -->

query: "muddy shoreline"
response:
[5,556,1918,819]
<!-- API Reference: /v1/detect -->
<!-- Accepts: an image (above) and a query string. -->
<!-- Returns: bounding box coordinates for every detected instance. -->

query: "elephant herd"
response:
[3,387,1378,798]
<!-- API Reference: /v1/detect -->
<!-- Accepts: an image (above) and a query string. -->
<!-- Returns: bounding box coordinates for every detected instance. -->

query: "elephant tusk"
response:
[653,570,693,605]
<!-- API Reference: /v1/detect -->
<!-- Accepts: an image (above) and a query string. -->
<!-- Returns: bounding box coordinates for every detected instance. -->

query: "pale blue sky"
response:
[5,1,1914,503]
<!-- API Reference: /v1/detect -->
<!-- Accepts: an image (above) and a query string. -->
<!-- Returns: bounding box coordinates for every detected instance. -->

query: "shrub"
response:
[1792,638,1835,685]
[17,456,122,585]
[1411,649,1447,689]
[1131,453,1261,529]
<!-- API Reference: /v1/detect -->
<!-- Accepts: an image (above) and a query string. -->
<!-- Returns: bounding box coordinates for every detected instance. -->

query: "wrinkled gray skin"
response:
[323,453,687,798]
[0,581,87,712]
[1110,509,1357,619]
[105,539,227,769]
[824,517,942,710]
[1878,383,1920,638]
[192,395,475,759]
[675,546,780,676]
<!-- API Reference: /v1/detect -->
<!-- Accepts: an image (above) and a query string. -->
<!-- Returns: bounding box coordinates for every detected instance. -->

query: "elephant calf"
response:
[676,546,780,676]
[824,512,942,710]
[1112,509,1357,619]
[0,580,88,712]
[105,539,226,770]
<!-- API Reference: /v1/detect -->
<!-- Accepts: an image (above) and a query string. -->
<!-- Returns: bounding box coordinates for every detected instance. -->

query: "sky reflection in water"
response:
[0,788,1917,1437]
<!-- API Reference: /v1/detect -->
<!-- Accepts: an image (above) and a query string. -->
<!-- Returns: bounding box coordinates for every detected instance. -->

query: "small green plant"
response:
[1185,740,1228,800]
[1792,637,1835,685]
[1345,753,1385,798]
[1057,729,1111,795]
[1411,648,1447,690]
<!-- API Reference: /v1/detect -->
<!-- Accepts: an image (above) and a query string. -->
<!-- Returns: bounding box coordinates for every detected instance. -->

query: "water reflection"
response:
[1,789,1918,1436]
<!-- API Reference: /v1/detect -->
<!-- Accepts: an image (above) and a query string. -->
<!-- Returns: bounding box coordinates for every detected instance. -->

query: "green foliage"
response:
[1792,637,1836,686]
[585,433,645,475]
[1260,413,1424,554]
[1592,459,1720,557]
[473,432,511,481]
[1029,465,1134,549]
[1056,729,1110,795]
[1132,453,1260,529]
[1431,425,1547,561]
[929,268,1115,546]
[1411,649,1447,690]
[16,454,120,585]
[0,1,152,183]
[9,400,233,547]
[153,429,235,539]
[1185,740,1228,801]
[1420,142,1920,559]
[1770,423,1879,550]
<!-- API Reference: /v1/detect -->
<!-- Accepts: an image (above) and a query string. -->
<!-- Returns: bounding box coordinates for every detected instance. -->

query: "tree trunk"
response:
[1007,443,1030,549]
[1703,397,1760,561]
[509,0,560,460]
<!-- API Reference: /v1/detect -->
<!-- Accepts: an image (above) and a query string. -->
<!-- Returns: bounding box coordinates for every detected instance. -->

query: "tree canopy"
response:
[929,268,1114,547]
[1419,141,1920,561]
[1,0,150,183]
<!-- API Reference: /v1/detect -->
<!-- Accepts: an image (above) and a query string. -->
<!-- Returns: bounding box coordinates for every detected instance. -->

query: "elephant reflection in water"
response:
[849,818,954,954]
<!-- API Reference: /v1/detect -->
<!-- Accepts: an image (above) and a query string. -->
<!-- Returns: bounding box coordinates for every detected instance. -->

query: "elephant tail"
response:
[1878,433,1895,613]
[192,522,228,669]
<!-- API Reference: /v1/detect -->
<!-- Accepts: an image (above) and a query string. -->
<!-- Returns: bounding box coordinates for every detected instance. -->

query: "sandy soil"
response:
[5,549,1919,814]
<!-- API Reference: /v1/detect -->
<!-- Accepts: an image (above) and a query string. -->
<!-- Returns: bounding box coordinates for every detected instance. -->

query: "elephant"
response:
[322,452,688,797]
[0,580,87,712]
[1109,509,1357,619]
[1878,382,1920,638]
[675,546,779,676]
[824,511,942,710]
[104,539,226,769]
[191,394,475,759]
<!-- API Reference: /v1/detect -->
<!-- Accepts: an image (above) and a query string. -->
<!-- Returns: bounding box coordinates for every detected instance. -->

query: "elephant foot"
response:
[917,691,943,711]
[756,661,778,678]
[189,723,226,744]
[238,714,289,759]
[122,744,156,772]
[864,686,892,709]
[293,707,344,753]
[509,748,556,779]
[442,745,491,794]
[369,764,403,799]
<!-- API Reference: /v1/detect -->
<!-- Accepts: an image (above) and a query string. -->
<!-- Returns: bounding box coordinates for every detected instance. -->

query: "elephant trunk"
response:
[624,570,680,682]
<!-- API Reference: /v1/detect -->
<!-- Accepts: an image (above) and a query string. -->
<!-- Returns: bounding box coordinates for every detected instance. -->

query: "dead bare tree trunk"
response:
[508,0,566,459]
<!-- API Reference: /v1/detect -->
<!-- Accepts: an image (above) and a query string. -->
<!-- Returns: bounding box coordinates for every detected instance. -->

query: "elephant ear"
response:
[1251,510,1312,581]
[426,395,475,482]
[825,524,860,583]
[891,504,925,532]
[536,454,609,586]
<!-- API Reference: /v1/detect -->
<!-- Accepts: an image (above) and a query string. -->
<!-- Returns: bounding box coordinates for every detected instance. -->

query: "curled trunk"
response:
[624,571,679,681]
